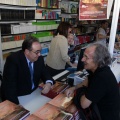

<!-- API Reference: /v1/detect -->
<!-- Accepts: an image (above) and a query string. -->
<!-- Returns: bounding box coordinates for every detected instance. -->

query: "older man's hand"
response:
[65,86,76,98]
[41,83,52,94]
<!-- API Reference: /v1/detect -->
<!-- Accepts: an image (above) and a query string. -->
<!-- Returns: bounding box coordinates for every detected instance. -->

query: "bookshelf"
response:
[59,0,78,22]
[0,2,37,72]
[0,0,61,72]
[33,0,61,59]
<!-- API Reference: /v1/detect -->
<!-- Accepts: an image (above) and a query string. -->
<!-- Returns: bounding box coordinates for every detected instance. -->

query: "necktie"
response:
[29,62,34,89]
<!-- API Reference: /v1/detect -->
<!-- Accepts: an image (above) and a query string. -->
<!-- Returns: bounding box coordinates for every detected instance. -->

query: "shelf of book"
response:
[0,4,36,9]
[0,20,36,24]
[0,0,61,72]
[0,1,37,72]
[0,0,36,6]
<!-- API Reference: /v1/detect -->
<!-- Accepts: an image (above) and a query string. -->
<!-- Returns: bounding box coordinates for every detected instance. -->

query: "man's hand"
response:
[65,87,76,98]
[41,83,52,94]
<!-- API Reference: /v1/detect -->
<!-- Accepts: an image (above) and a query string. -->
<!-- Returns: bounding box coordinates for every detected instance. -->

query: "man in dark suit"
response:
[1,36,55,104]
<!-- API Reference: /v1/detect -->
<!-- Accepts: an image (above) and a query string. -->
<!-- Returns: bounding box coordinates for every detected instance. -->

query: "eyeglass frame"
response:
[30,49,41,55]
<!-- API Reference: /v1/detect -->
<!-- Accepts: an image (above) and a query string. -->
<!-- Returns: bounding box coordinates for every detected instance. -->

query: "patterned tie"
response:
[29,62,34,89]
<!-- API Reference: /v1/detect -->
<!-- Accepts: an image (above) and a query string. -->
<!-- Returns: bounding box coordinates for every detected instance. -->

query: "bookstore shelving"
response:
[0,1,37,71]
[59,0,78,27]
[32,0,61,59]
[0,0,61,72]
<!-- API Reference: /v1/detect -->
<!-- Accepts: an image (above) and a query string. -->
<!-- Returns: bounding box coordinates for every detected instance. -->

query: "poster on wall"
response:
[79,0,108,20]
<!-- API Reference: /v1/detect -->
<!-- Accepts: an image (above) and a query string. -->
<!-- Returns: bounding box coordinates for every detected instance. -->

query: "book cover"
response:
[33,103,61,120]
[53,111,73,120]
[60,1,69,13]
[48,93,73,109]
[65,102,79,117]
[39,81,69,99]
[25,114,42,120]
[3,105,30,120]
[48,93,78,119]
[33,103,73,120]
[23,114,42,120]
[0,100,18,119]
[68,1,78,13]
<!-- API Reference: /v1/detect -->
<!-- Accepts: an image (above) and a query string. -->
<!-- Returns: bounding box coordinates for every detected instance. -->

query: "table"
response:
[18,65,120,114]
[18,70,69,113]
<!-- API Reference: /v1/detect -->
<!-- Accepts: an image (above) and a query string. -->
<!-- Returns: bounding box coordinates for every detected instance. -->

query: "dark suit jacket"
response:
[1,50,54,104]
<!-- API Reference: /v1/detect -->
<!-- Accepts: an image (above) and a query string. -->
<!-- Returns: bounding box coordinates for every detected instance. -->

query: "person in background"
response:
[96,20,109,46]
[1,36,55,104]
[46,22,76,77]
[65,33,77,72]
[65,43,120,120]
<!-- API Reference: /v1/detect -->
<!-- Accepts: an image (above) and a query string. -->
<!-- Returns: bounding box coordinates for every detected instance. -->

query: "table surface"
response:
[18,63,120,114]
[18,70,69,113]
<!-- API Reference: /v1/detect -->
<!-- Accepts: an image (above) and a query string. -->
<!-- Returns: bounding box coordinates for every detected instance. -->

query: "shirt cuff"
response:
[46,80,53,85]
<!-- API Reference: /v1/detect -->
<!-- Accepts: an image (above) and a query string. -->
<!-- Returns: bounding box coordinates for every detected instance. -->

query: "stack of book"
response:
[25,114,42,120]
[49,93,80,120]
[64,103,80,120]
[39,81,70,98]
[0,100,30,120]
[48,93,73,109]
[37,0,58,8]
[32,103,73,120]
[25,93,80,119]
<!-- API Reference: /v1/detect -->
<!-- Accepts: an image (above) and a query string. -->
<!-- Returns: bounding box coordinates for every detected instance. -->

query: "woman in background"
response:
[46,22,76,76]
[96,20,109,46]
[65,33,77,72]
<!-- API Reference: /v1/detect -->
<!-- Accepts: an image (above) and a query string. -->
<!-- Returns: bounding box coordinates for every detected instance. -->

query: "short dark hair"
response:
[22,36,39,51]
[89,43,112,67]
[54,22,72,38]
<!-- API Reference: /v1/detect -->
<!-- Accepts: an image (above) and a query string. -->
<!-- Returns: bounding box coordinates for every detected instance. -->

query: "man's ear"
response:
[25,49,29,55]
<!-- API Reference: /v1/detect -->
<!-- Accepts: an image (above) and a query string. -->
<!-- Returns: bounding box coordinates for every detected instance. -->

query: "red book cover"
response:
[39,81,69,99]
[0,100,18,119]
[3,105,30,120]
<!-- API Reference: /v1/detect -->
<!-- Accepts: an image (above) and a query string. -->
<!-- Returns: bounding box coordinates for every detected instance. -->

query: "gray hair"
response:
[88,43,112,67]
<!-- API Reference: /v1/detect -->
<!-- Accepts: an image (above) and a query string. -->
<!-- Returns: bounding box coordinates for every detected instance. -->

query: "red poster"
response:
[79,0,108,20]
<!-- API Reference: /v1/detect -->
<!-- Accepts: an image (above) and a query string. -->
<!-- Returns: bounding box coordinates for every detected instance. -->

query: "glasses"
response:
[30,50,41,55]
